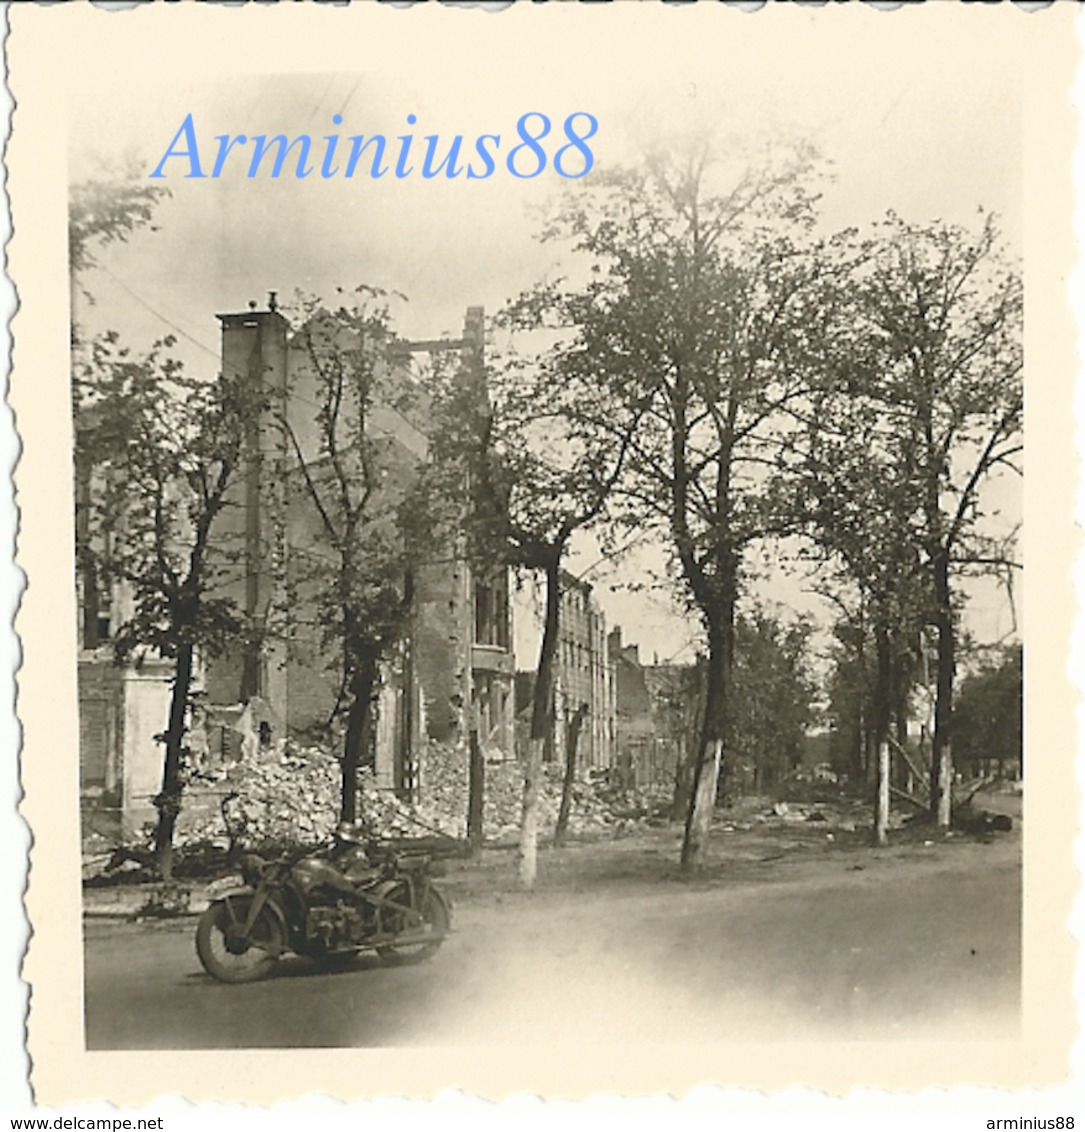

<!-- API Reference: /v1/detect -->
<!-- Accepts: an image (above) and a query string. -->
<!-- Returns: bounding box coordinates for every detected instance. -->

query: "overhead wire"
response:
[91,260,441,438]
[87,258,698,665]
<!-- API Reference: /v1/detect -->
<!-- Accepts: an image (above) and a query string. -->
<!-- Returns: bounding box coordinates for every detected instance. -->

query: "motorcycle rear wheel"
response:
[378,886,450,966]
[196,897,284,984]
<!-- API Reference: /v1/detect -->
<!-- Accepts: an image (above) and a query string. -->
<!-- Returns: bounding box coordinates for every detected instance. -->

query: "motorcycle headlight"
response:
[239,853,265,887]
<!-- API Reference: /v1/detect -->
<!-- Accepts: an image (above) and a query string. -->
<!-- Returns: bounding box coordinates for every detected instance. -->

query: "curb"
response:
[84,908,204,922]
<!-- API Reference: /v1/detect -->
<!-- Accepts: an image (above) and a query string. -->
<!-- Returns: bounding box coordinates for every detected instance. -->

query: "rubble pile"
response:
[173,742,469,849]
[421,745,672,842]
[79,742,678,882]
[173,744,342,848]
[165,739,674,852]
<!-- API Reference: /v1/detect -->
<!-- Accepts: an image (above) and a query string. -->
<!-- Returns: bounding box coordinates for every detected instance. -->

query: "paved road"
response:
[85,837,1020,1048]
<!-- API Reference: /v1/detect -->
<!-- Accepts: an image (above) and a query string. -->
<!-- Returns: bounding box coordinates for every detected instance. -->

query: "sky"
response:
[67,14,1024,671]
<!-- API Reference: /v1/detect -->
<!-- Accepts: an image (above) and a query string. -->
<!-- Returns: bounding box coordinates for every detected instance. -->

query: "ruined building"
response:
[77,299,516,837]
[609,627,699,789]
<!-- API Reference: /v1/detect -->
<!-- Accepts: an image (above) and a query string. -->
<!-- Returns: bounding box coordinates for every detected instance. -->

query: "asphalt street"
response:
[84,836,1020,1048]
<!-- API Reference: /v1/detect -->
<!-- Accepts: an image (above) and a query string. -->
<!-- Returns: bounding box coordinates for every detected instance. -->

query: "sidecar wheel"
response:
[379,887,450,966]
[196,898,284,984]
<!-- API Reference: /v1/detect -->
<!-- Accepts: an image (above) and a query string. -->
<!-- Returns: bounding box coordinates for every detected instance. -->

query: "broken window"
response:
[473,573,509,649]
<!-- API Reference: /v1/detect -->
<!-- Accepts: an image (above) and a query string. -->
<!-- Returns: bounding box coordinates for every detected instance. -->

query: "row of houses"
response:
[76,298,695,840]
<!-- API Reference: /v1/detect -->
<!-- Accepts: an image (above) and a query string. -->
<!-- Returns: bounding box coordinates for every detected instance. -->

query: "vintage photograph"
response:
[7,0,1078,1105]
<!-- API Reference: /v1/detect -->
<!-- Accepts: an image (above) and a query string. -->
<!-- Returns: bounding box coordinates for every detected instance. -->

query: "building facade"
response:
[553,571,616,773]
[516,572,617,774]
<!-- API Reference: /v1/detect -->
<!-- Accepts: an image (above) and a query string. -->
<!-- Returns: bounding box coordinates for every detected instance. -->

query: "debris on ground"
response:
[80,742,1018,885]
[134,883,191,918]
[82,738,676,881]
[952,804,1014,835]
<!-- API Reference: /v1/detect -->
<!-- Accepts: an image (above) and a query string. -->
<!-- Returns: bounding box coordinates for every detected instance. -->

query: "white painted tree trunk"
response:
[875,739,890,846]
[518,735,544,889]
[936,743,953,829]
[681,738,722,872]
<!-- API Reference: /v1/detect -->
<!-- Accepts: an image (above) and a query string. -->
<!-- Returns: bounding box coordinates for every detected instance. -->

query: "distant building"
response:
[553,571,616,773]
[609,627,700,789]
[515,571,616,774]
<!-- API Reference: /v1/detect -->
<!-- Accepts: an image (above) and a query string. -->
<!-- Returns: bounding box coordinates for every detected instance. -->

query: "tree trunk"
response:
[874,739,890,847]
[519,556,561,889]
[554,702,588,848]
[873,620,892,741]
[853,703,865,786]
[671,664,704,818]
[862,718,876,789]
[681,606,732,874]
[682,738,722,870]
[855,618,869,785]
[869,615,893,835]
[154,640,194,882]
[340,656,376,825]
[671,741,693,822]
[398,568,416,803]
[467,717,485,856]
[520,736,543,888]
[930,552,955,827]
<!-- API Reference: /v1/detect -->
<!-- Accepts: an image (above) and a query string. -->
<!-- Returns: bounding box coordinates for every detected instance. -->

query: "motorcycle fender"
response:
[214,885,257,902]
[216,889,291,953]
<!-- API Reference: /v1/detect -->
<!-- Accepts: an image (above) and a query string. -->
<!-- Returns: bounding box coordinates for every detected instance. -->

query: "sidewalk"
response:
[82,881,222,920]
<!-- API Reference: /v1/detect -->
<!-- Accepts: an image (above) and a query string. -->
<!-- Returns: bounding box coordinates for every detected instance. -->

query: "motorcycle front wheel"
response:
[196,897,285,984]
[378,886,450,966]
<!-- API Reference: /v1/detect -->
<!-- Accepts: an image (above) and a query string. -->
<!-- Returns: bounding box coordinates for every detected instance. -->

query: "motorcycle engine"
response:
[305,900,371,952]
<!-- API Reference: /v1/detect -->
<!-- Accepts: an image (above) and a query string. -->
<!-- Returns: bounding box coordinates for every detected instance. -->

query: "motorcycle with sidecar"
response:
[196,816,453,984]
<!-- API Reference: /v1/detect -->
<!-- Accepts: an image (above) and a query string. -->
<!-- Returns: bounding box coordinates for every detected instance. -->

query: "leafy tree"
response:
[69,157,170,347]
[841,213,1023,825]
[519,142,833,871]
[69,158,168,277]
[794,384,931,834]
[69,160,193,879]
[792,212,1020,830]
[729,608,816,793]
[75,335,259,879]
[279,288,434,825]
[429,313,642,888]
[953,645,1022,780]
